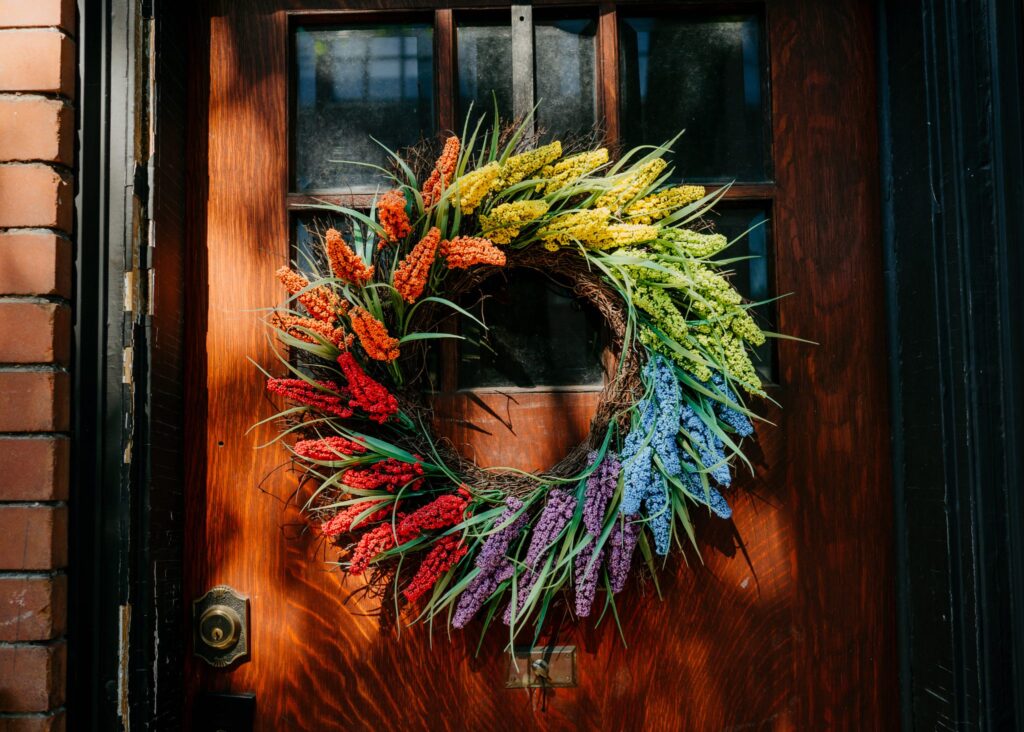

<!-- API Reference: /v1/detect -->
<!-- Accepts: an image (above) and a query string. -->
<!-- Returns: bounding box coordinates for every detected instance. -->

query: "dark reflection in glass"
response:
[619,15,768,182]
[293,24,434,191]
[709,205,776,381]
[458,270,605,389]
[457,21,514,124]
[292,213,347,273]
[535,16,598,140]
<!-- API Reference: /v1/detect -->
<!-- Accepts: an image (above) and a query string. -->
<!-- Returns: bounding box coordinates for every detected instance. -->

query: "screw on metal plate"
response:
[506,645,577,688]
[193,585,250,668]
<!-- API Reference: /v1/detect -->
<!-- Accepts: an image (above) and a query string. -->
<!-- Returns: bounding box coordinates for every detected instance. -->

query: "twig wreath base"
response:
[261,114,772,642]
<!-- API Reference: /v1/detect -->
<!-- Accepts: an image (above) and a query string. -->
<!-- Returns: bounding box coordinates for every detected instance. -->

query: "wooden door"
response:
[185,1,896,729]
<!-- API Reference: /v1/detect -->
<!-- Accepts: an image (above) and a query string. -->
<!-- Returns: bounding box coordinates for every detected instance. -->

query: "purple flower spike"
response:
[574,539,605,617]
[582,450,621,536]
[607,517,642,593]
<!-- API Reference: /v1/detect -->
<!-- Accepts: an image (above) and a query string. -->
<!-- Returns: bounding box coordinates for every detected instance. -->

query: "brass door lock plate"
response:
[506,645,577,688]
[193,585,250,668]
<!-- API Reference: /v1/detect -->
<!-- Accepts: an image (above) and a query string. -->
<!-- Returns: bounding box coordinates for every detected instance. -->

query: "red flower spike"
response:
[293,436,367,461]
[341,458,424,493]
[336,352,400,423]
[402,535,468,602]
[321,499,393,538]
[275,266,343,323]
[349,522,401,574]
[265,378,353,419]
[396,494,467,542]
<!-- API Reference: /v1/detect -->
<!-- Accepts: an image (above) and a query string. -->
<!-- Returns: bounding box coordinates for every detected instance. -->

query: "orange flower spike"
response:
[275,266,342,323]
[270,313,352,348]
[392,227,441,304]
[349,306,401,362]
[377,190,413,246]
[440,237,506,270]
[325,228,374,285]
[421,136,460,208]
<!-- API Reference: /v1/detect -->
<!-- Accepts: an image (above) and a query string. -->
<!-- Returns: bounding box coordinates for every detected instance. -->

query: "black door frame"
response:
[70,0,1024,728]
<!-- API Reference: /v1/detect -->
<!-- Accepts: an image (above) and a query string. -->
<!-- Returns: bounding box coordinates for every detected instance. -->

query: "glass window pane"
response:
[618,15,769,182]
[293,24,434,192]
[710,205,776,381]
[534,16,598,140]
[457,21,514,124]
[458,271,605,389]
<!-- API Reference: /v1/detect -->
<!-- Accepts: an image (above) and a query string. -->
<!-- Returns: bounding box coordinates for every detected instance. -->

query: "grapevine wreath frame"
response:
[259,113,775,644]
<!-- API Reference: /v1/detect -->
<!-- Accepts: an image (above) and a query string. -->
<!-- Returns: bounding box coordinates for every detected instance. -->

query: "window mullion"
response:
[597,2,620,148]
[510,4,535,132]
[435,9,456,133]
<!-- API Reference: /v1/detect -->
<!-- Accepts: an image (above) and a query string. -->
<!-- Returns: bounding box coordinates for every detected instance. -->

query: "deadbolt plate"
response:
[193,585,250,668]
[506,645,577,688]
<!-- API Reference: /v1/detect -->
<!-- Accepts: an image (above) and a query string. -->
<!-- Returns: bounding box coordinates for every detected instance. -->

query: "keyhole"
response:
[211,627,224,642]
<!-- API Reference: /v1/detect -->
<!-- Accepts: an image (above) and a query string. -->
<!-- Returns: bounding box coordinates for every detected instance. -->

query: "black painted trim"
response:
[879,0,1024,727]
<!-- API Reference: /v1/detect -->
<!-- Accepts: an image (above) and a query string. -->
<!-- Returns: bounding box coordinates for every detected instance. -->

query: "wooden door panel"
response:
[185,1,895,729]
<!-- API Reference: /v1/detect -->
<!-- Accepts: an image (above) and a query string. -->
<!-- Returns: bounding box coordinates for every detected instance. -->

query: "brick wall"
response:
[0,0,76,729]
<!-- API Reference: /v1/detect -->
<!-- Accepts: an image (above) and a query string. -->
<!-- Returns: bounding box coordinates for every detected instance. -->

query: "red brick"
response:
[0,31,75,97]
[0,166,72,231]
[0,0,76,35]
[0,642,65,712]
[0,506,67,571]
[0,233,71,298]
[0,575,66,641]
[0,303,69,366]
[0,97,73,165]
[0,371,69,432]
[0,438,68,501]
[0,711,66,732]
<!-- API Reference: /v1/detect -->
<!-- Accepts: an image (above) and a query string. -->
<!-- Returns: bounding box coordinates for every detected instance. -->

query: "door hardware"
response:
[193,585,250,667]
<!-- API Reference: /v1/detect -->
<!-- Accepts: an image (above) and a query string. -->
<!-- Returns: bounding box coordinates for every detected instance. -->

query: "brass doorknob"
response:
[199,605,242,651]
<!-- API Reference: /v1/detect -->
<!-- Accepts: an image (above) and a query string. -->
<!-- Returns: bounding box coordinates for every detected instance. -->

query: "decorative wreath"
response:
[260,115,771,642]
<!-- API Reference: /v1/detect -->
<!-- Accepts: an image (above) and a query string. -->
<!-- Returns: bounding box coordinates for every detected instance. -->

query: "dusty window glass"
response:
[711,205,776,381]
[292,24,435,192]
[458,271,605,389]
[457,21,514,123]
[618,15,769,182]
[534,16,598,140]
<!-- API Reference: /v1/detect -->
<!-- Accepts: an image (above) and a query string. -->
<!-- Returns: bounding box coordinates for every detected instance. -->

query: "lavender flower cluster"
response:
[574,451,621,616]
[452,496,528,629]
[710,373,754,437]
[503,489,577,625]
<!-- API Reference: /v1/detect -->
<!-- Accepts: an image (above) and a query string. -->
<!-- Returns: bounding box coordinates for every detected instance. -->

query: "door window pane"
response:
[711,205,776,381]
[619,15,769,182]
[293,24,434,192]
[535,16,598,139]
[457,21,514,124]
[458,271,605,389]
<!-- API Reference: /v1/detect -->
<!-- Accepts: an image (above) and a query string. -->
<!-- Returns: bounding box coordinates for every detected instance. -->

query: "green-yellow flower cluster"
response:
[479,200,550,245]
[537,149,609,194]
[658,229,729,258]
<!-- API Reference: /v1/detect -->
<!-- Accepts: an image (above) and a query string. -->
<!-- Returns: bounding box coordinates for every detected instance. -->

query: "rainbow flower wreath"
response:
[261,115,772,643]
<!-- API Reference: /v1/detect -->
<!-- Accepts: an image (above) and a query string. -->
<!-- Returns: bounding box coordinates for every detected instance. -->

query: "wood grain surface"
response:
[184,1,896,729]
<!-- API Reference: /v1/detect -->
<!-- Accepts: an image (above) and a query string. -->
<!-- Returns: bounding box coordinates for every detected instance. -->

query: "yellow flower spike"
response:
[479,200,550,245]
[602,224,660,249]
[626,185,706,224]
[537,149,609,194]
[457,162,501,214]
[537,208,612,250]
[498,141,562,188]
[596,159,668,212]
